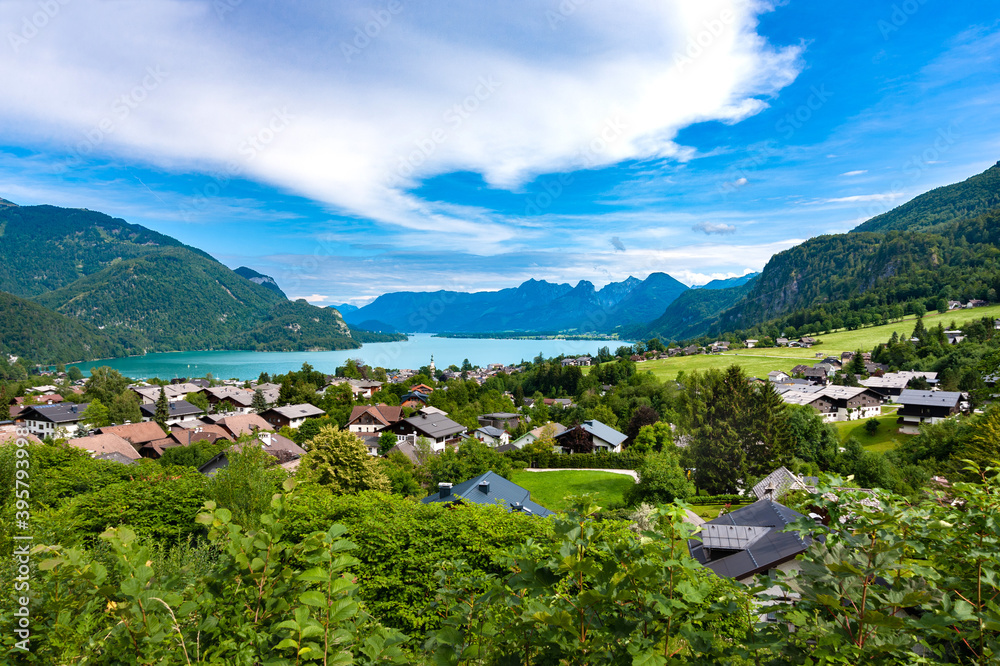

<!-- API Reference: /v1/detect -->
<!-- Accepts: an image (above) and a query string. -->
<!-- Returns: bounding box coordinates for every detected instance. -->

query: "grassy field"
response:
[831,406,910,453]
[630,304,1000,381]
[509,470,634,513]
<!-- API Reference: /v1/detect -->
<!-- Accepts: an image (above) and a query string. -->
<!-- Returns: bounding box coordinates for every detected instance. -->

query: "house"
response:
[948,300,963,310]
[944,330,965,345]
[477,412,522,431]
[346,404,403,434]
[799,337,817,347]
[131,382,204,405]
[790,364,811,375]
[767,371,790,383]
[419,406,449,416]
[197,432,307,476]
[409,383,435,394]
[688,499,813,584]
[778,386,881,422]
[18,403,90,438]
[250,382,281,405]
[203,386,254,413]
[387,439,427,465]
[97,422,168,451]
[421,471,553,517]
[259,404,327,429]
[472,425,509,447]
[139,400,205,426]
[710,341,730,353]
[400,391,430,409]
[896,390,965,434]
[543,398,575,409]
[13,393,63,406]
[744,339,758,349]
[214,413,275,438]
[575,356,593,367]
[510,422,568,449]
[389,413,467,451]
[775,337,790,347]
[802,367,831,385]
[752,467,817,501]
[553,419,627,453]
[324,378,383,399]
[859,373,911,399]
[68,432,141,462]
[683,345,700,356]
[0,426,42,446]
[561,358,578,367]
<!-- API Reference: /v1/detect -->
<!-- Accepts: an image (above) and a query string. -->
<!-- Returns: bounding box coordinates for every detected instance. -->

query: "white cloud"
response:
[693,221,738,235]
[0,0,802,248]
[815,193,905,204]
[840,170,867,176]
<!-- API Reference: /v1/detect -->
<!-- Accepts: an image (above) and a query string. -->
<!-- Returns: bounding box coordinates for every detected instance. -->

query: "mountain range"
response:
[3,159,998,364]
[339,272,690,334]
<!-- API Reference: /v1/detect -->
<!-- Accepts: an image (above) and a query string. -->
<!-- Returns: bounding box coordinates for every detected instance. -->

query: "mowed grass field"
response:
[627,304,1000,382]
[509,470,634,513]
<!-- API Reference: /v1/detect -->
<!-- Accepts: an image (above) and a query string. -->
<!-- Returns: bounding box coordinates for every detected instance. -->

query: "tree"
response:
[623,449,694,506]
[864,418,880,436]
[210,442,288,529]
[109,390,143,425]
[561,425,593,454]
[786,404,838,465]
[847,350,867,376]
[185,390,209,413]
[84,366,129,405]
[297,425,390,495]
[67,366,83,382]
[154,388,169,429]
[251,388,268,413]
[630,422,674,455]
[378,431,398,456]
[80,398,110,429]
[624,405,660,445]
[682,365,794,494]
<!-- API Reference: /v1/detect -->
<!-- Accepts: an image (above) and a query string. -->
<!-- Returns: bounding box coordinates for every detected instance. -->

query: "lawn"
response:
[509,470,635,513]
[831,407,910,453]
[625,304,1000,382]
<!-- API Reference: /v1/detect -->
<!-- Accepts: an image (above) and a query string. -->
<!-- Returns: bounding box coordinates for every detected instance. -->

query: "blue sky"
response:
[1,1,998,305]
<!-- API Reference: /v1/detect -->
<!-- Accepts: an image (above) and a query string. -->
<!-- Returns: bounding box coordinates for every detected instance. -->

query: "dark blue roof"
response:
[688,499,810,580]
[421,470,553,517]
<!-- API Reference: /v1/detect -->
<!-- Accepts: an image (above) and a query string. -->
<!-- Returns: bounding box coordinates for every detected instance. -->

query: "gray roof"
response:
[267,404,327,419]
[401,413,467,439]
[139,400,204,419]
[480,412,519,419]
[896,389,963,408]
[688,500,811,580]
[476,425,506,439]
[578,419,627,447]
[859,375,910,389]
[421,471,552,517]
[19,402,90,423]
[752,466,814,500]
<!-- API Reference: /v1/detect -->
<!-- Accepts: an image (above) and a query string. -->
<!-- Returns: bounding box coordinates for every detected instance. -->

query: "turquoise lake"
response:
[69,335,623,380]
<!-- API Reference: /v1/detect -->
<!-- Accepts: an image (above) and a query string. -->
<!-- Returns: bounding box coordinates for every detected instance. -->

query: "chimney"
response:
[438,482,452,499]
[478,480,490,494]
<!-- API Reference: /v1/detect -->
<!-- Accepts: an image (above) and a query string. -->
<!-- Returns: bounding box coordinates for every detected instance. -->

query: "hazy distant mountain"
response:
[341,272,688,333]
[234,266,287,299]
[330,303,359,314]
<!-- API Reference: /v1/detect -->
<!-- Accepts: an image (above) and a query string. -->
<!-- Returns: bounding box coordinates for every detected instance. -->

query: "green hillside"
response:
[0,290,134,364]
[853,160,1000,233]
[630,278,755,342]
[0,204,206,297]
[233,298,361,351]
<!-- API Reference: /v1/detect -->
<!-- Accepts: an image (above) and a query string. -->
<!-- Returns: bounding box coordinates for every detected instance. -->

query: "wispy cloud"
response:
[693,221,738,235]
[840,170,867,176]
